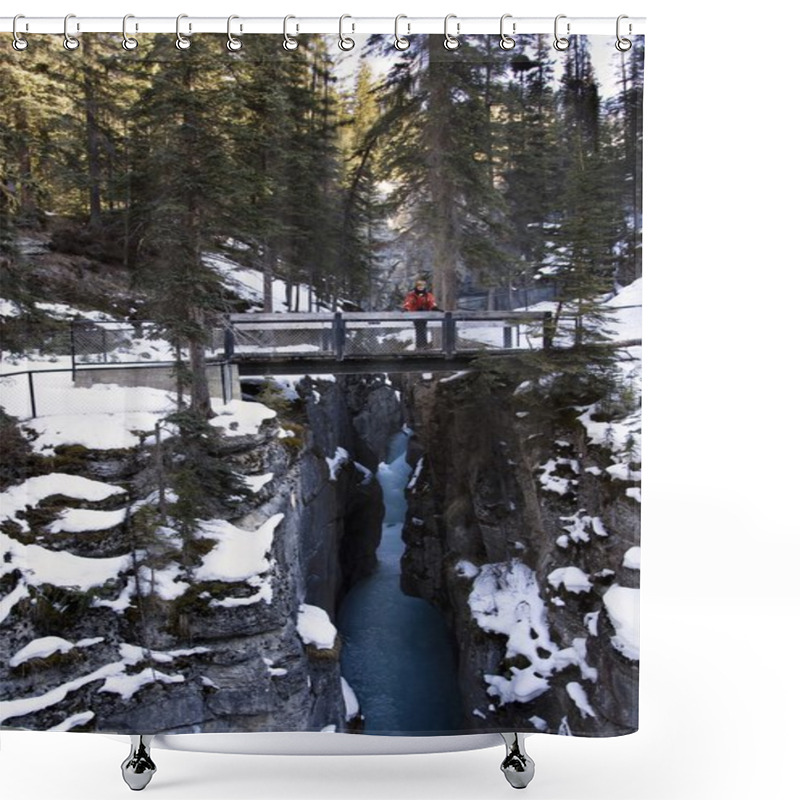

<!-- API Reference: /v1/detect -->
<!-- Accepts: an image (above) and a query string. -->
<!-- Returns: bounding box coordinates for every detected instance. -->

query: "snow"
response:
[538,458,578,495]
[209,581,274,609]
[48,507,127,534]
[467,560,594,706]
[47,711,95,731]
[100,668,185,701]
[606,463,642,482]
[407,456,424,491]
[1,474,126,532]
[566,682,597,719]
[195,514,283,584]
[623,546,641,569]
[3,372,273,448]
[547,566,593,594]
[263,658,288,678]
[204,252,321,312]
[603,585,640,660]
[325,447,350,481]
[297,604,338,650]
[1,530,133,594]
[0,660,129,725]
[341,677,360,720]
[455,560,480,579]
[9,636,104,668]
[439,371,471,383]
[136,563,190,602]
[0,583,30,626]
[245,472,274,492]
[209,399,276,436]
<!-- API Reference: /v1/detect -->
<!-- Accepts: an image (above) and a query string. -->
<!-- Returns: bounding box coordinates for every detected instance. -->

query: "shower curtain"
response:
[0,31,642,739]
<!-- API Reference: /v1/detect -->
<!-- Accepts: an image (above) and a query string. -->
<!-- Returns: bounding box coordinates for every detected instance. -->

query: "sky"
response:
[334,32,626,100]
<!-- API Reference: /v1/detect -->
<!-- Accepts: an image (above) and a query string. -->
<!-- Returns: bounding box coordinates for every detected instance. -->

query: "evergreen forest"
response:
[1,32,643,409]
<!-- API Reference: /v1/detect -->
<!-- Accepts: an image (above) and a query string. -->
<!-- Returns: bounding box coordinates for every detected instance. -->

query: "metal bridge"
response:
[222,311,554,375]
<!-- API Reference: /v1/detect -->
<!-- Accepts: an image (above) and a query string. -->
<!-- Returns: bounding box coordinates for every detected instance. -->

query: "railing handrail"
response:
[226,310,554,324]
[0,360,229,381]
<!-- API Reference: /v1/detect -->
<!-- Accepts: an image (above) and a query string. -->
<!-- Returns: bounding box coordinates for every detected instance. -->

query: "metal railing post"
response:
[543,311,554,350]
[503,324,513,349]
[333,312,346,361]
[223,318,235,360]
[220,362,229,404]
[70,322,77,380]
[444,312,456,358]
[27,371,37,419]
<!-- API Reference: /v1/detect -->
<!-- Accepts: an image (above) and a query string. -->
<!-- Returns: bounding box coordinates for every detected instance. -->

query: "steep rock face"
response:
[400,371,640,737]
[0,375,400,735]
[296,374,403,606]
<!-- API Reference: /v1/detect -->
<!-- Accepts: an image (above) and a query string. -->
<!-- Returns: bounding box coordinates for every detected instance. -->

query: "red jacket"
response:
[403,289,438,311]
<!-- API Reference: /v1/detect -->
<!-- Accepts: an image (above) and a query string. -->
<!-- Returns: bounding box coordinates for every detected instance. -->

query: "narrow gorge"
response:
[2,363,639,738]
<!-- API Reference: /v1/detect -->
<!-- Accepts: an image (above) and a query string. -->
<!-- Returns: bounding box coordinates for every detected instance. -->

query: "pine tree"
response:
[499,36,561,294]
[364,34,509,310]
[128,35,236,416]
[340,61,384,308]
[608,37,644,285]
[549,36,623,346]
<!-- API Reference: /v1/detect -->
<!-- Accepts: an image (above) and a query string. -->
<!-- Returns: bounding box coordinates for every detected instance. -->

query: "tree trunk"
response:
[426,36,459,311]
[83,36,103,229]
[189,336,212,418]
[261,241,275,312]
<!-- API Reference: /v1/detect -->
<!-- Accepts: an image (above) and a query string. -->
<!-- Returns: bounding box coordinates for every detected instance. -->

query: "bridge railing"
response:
[223,310,554,361]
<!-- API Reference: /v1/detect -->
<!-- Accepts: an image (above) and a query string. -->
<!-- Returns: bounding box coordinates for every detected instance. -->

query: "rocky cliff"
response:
[0,374,401,735]
[399,368,640,737]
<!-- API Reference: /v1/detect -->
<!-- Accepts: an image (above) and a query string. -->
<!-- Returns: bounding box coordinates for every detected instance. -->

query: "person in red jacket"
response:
[402,277,439,349]
[402,277,439,312]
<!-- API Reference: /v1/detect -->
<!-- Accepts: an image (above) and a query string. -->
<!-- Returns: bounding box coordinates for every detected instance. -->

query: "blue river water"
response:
[338,430,463,735]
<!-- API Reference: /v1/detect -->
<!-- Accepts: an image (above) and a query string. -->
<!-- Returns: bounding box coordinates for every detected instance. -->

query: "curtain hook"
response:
[394,14,410,50]
[227,15,243,51]
[12,14,28,51]
[176,13,191,50]
[283,15,298,51]
[122,14,138,51]
[443,13,459,51]
[500,13,516,50]
[553,14,570,51]
[615,14,632,51]
[63,13,80,51]
[339,14,355,51]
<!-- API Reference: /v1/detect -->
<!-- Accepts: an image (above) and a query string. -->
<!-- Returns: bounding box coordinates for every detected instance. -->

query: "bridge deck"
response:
[234,350,508,376]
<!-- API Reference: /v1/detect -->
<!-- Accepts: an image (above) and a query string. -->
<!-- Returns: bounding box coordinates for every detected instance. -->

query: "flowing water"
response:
[338,430,463,735]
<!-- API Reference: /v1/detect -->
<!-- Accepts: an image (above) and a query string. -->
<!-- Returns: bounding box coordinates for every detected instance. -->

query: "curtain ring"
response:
[394,14,410,50]
[338,14,355,51]
[122,14,138,51]
[553,14,570,51]
[283,15,298,51]
[615,14,632,52]
[443,14,459,51]
[176,13,191,50]
[12,14,28,51]
[227,15,243,51]
[63,13,80,50]
[499,13,515,50]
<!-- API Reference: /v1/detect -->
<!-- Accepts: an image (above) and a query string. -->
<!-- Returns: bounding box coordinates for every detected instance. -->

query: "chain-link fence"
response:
[71,322,226,366]
[229,318,334,356]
